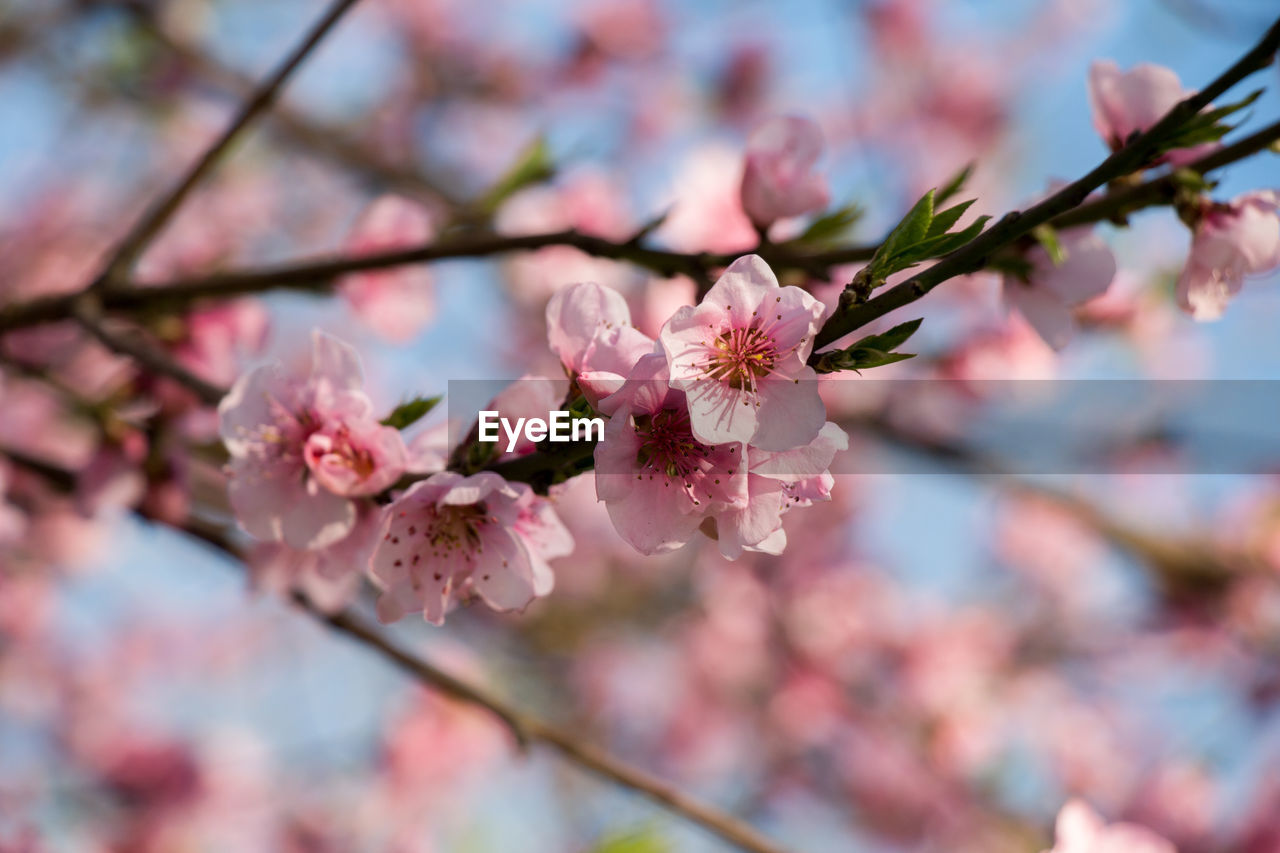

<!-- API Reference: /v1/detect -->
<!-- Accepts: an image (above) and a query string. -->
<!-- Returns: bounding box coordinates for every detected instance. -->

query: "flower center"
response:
[633,408,715,491]
[311,424,376,480]
[418,503,492,562]
[699,322,779,392]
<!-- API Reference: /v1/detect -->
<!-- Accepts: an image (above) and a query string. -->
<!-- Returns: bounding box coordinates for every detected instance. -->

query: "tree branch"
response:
[811,15,1280,352]
[1,453,792,853]
[93,0,367,286]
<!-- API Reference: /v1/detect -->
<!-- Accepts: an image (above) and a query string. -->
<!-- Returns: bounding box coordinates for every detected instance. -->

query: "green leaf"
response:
[1032,224,1066,266]
[1162,88,1263,152]
[381,395,442,430]
[852,318,922,353]
[795,204,865,246]
[591,828,669,853]
[849,349,917,370]
[936,162,975,205]
[814,318,923,373]
[627,208,672,244]
[477,136,555,214]
[878,189,935,270]
[927,199,976,238]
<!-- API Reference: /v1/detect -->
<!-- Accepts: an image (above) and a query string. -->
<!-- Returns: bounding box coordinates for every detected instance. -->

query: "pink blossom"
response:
[703,420,847,559]
[546,280,655,405]
[545,280,633,374]
[1088,61,1211,164]
[218,330,408,549]
[1043,800,1175,853]
[1003,227,1116,349]
[246,505,382,613]
[594,352,841,557]
[370,471,572,624]
[594,354,748,554]
[740,115,830,228]
[659,255,827,450]
[340,195,437,343]
[1176,191,1280,320]
[172,299,269,386]
[658,144,758,254]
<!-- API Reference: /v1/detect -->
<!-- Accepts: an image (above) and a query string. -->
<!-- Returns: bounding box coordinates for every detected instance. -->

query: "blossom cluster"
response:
[217,252,848,625]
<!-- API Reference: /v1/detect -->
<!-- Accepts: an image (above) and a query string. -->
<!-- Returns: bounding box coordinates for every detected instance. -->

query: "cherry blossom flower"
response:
[740,115,830,228]
[709,420,848,559]
[218,330,408,550]
[1003,227,1116,349]
[246,504,383,613]
[659,255,827,450]
[370,471,572,624]
[1176,191,1280,320]
[1042,799,1175,853]
[658,144,758,254]
[546,280,654,405]
[340,195,437,343]
[595,354,748,554]
[1088,60,1210,165]
[172,299,269,386]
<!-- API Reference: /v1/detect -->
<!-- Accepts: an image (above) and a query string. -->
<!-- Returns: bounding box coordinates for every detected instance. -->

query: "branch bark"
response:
[811,16,1280,352]
[92,0,368,285]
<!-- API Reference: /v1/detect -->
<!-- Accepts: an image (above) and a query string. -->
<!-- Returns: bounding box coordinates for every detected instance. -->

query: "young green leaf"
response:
[1032,224,1066,266]
[381,395,442,430]
[813,318,923,373]
[874,189,935,275]
[927,199,977,238]
[795,204,865,245]
[936,162,975,205]
[852,318,922,353]
[477,136,554,214]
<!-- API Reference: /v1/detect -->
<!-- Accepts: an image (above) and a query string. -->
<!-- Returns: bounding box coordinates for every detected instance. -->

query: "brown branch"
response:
[93,0,367,285]
[1,453,791,853]
[811,15,1280,352]
[2,116,1275,338]
[106,0,465,207]
[848,416,1255,602]
[70,295,225,405]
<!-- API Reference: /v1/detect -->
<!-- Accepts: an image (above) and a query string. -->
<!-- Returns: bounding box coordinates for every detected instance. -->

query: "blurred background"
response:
[2,0,1280,850]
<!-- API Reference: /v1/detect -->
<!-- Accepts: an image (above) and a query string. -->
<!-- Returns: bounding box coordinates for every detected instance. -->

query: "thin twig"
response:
[71,295,225,405]
[93,0,367,285]
[812,15,1280,351]
[2,118,1276,338]
[0,451,792,853]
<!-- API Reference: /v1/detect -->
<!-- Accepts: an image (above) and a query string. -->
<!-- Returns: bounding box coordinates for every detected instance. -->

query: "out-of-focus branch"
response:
[103,0,465,207]
[849,415,1257,601]
[2,116,1276,337]
[812,15,1280,351]
[92,0,367,286]
[0,453,793,853]
[70,295,224,405]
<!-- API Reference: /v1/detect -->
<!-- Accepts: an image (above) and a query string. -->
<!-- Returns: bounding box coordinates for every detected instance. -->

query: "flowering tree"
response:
[3,1,1280,850]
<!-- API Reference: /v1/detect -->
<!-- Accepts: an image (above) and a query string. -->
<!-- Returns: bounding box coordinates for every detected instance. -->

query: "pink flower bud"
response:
[1176,191,1280,320]
[740,115,831,227]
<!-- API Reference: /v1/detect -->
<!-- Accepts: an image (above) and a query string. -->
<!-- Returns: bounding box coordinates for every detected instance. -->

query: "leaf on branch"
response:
[794,203,865,246]
[927,199,976,238]
[591,828,670,853]
[878,189,935,268]
[381,395,442,430]
[1162,88,1263,153]
[627,208,672,244]
[477,136,555,214]
[936,162,975,205]
[862,187,990,287]
[813,318,922,373]
[1032,224,1066,265]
